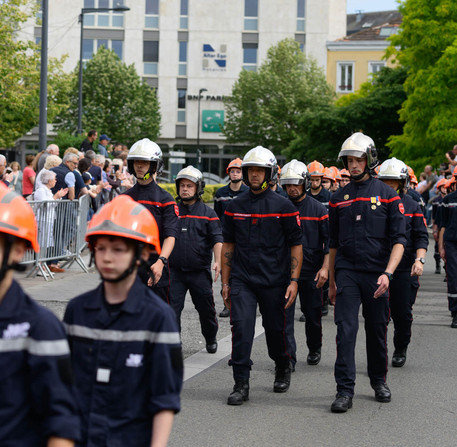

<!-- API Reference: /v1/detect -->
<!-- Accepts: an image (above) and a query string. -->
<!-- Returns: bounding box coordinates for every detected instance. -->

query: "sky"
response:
[347,0,400,14]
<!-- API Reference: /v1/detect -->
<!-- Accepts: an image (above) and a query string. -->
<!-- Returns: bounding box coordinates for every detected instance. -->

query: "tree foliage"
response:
[55,47,160,146]
[0,0,71,148]
[288,67,407,164]
[386,0,457,170]
[223,38,334,155]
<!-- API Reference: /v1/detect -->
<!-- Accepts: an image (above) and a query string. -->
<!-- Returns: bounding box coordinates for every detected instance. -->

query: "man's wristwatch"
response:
[382,272,393,281]
[158,256,168,266]
[415,257,426,265]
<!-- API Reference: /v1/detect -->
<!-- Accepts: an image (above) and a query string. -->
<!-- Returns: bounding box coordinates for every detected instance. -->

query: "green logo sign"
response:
[202,110,224,133]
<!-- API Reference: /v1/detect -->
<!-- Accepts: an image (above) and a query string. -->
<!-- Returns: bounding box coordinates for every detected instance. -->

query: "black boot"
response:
[227,380,249,405]
[219,306,230,318]
[273,364,291,393]
[307,349,321,366]
[435,259,441,274]
[392,347,407,367]
[321,297,329,316]
[452,312,457,329]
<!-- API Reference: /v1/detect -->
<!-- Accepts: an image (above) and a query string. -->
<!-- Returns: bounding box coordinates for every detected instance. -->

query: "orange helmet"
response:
[406,165,415,178]
[330,166,341,181]
[453,165,457,177]
[436,178,447,190]
[86,195,161,254]
[323,167,336,182]
[410,174,418,185]
[0,183,39,252]
[307,160,325,177]
[339,169,350,178]
[445,177,456,189]
[226,158,242,174]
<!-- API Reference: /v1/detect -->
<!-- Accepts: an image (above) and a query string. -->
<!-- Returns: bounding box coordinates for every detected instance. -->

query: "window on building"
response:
[144,41,159,75]
[179,41,187,76]
[337,62,354,93]
[297,0,305,32]
[243,43,257,72]
[83,0,126,27]
[177,89,186,123]
[244,0,258,31]
[180,0,188,29]
[368,61,386,75]
[379,26,398,37]
[83,39,123,61]
[145,0,159,28]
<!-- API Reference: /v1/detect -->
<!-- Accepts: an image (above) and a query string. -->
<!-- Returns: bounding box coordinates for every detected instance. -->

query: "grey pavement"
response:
[15,237,457,446]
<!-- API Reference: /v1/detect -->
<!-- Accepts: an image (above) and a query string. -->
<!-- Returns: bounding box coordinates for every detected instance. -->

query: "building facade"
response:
[19,0,346,177]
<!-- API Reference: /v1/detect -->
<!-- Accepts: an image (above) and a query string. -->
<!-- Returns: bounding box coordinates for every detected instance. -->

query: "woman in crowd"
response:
[8,161,22,194]
[22,154,36,199]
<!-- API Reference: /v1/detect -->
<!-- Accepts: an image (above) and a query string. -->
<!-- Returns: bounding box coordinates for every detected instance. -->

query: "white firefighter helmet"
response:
[338,132,378,172]
[280,160,310,188]
[175,165,205,200]
[127,138,163,179]
[242,146,277,190]
[377,157,409,189]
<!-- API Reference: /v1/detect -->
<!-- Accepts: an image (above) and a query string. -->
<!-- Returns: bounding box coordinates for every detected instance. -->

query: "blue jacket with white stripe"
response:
[0,280,80,446]
[63,277,183,447]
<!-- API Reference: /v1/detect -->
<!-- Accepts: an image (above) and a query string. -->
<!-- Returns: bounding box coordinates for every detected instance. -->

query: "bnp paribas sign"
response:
[202,44,227,72]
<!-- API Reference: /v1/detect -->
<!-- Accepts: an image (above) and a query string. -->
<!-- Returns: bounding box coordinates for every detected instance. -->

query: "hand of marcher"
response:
[148,260,163,286]
[374,274,389,298]
[212,261,220,282]
[284,281,298,309]
[329,280,337,305]
[222,285,231,310]
[439,245,446,260]
[411,260,423,277]
[314,267,328,289]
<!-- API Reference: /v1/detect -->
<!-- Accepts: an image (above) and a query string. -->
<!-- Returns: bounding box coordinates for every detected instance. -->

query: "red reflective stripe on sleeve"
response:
[222,211,299,218]
[138,200,176,207]
[331,196,400,207]
[300,214,329,221]
[179,215,219,221]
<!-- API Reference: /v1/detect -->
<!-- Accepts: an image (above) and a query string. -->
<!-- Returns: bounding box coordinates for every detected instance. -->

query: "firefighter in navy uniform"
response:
[0,183,80,446]
[280,160,329,366]
[123,138,178,303]
[378,158,428,367]
[214,158,248,318]
[439,166,457,328]
[64,195,183,446]
[221,146,303,405]
[328,133,406,413]
[432,178,447,274]
[169,166,223,354]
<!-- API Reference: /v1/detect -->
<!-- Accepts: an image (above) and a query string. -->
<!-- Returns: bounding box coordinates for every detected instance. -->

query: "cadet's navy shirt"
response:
[223,187,303,287]
[397,192,429,271]
[214,183,249,221]
[64,277,183,447]
[0,281,80,446]
[309,187,331,209]
[329,176,407,272]
[170,200,223,271]
[407,188,426,214]
[439,190,457,241]
[294,195,329,279]
[432,194,443,227]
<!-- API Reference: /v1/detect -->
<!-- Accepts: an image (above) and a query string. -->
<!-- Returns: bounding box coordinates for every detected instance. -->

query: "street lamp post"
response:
[38,0,49,152]
[77,4,130,135]
[196,88,207,171]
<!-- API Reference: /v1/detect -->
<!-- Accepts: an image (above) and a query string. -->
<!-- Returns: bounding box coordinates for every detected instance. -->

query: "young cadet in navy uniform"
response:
[0,183,80,446]
[432,178,447,274]
[328,133,406,413]
[123,138,178,303]
[438,166,457,328]
[169,166,223,354]
[378,158,428,367]
[221,146,303,405]
[64,195,183,447]
[214,158,248,318]
[280,160,329,366]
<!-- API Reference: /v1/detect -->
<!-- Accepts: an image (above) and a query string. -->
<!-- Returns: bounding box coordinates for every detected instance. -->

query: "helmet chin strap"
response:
[288,191,306,202]
[231,178,242,184]
[350,167,370,181]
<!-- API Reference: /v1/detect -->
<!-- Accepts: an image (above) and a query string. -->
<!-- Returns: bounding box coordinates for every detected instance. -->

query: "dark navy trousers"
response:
[444,240,457,312]
[298,279,323,352]
[389,271,419,350]
[169,268,218,342]
[229,279,292,381]
[334,269,390,397]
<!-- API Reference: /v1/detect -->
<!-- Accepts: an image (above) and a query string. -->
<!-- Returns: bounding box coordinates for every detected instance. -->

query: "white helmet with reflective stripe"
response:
[280,160,310,187]
[242,146,277,190]
[338,132,378,172]
[175,165,205,200]
[378,157,410,189]
[127,138,163,179]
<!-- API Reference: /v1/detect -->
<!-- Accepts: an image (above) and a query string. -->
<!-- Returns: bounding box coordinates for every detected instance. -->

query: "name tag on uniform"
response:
[96,368,111,383]
[356,215,362,221]
[181,227,187,232]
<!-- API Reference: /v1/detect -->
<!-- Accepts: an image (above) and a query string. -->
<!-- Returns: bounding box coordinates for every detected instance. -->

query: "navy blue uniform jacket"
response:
[439,190,457,241]
[64,277,183,447]
[294,195,329,279]
[310,187,331,209]
[397,192,429,271]
[0,281,80,446]
[214,183,249,220]
[223,188,303,287]
[170,200,223,270]
[329,176,406,272]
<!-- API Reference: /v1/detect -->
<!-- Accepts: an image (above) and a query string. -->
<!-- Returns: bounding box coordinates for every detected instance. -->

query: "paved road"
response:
[15,237,457,447]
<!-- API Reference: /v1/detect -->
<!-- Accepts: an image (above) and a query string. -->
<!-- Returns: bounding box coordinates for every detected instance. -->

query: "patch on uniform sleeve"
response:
[423,217,427,227]
[174,204,179,217]
[398,203,405,214]
[296,215,301,227]
[171,346,184,370]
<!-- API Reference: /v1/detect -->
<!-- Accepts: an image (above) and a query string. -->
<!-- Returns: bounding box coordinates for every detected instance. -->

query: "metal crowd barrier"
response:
[20,195,91,281]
